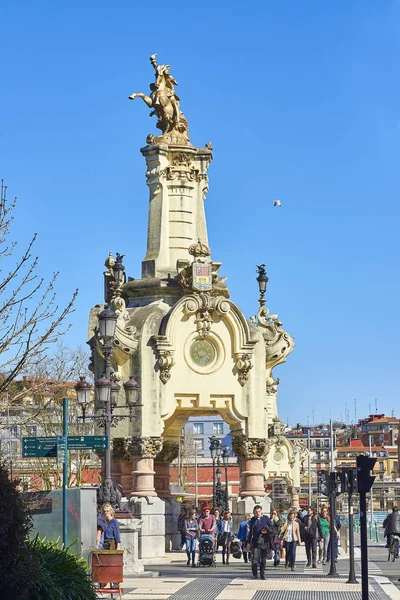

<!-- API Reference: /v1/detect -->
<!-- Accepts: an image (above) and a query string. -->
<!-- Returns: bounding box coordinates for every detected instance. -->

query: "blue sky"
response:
[1,1,399,426]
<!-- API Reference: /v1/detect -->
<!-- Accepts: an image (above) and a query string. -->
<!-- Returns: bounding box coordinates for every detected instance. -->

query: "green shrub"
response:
[0,462,38,600]
[28,537,97,600]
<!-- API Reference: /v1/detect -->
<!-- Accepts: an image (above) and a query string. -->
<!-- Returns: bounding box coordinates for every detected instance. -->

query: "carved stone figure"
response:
[129,54,190,145]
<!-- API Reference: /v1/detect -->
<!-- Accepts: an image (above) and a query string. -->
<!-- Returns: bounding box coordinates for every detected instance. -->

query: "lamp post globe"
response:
[113,254,125,283]
[110,379,121,408]
[75,376,92,406]
[123,375,141,408]
[95,375,112,405]
[98,305,118,340]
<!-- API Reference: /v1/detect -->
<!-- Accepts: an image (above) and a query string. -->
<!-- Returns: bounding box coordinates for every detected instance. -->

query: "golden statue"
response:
[129,54,190,145]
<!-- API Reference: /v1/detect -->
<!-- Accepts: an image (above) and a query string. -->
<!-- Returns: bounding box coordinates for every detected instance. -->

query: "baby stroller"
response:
[231,537,242,559]
[197,534,216,567]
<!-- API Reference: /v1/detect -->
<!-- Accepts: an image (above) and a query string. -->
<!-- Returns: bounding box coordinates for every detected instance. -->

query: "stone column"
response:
[231,437,271,531]
[128,436,166,559]
[111,438,134,497]
[154,441,181,551]
[290,486,300,510]
[154,441,179,498]
[129,436,163,497]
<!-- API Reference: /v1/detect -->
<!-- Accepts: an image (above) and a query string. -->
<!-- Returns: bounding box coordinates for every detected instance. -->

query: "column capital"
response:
[232,436,271,460]
[129,436,163,459]
[154,441,180,464]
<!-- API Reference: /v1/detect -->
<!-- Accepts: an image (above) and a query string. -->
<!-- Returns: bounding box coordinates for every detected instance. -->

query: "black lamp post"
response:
[209,436,231,512]
[256,264,269,307]
[75,280,141,507]
[222,445,230,511]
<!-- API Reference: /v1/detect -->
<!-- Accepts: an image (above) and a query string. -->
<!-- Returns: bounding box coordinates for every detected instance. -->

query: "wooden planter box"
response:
[91,550,124,599]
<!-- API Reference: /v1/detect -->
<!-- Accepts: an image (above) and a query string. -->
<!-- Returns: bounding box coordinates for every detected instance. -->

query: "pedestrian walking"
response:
[183,509,198,567]
[317,507,330,565]
[327,514,341,563]
[302,506,318,568]
[247,505,274,580]
[219,511,234,564]
[177,507,187,550]
[213,508,222,552]
[198,506,217,537]
[237,513,251,563]
[280,510,301,571]
[270,508,283,566]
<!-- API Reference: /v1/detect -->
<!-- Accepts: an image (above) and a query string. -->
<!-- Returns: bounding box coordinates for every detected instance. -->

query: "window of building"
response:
[10,426,18,437]
[213,423,223,435]
[325,452,330,459]
[324,440,329,447]
[315,439,321,448]
[28,426,37,437]
[194,439,204,451]
[379,462,384,471]
[193,423,204,435]
[316,451,321,460]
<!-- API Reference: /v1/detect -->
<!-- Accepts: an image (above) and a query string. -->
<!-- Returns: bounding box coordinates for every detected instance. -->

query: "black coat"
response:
[384,512,400,535]
[247,515,274,548]
[301,514,318,539]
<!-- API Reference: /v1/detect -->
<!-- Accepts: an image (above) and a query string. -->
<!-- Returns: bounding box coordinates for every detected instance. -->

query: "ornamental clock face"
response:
[190,339,216,367]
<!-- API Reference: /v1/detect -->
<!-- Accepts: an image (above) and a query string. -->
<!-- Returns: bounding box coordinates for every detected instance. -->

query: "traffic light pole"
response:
[359,490,369,600]
[346,490,358,584]
[328,491,339,577]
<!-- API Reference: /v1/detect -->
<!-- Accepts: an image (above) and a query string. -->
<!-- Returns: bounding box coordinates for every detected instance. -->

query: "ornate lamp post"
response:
[222,444,230,511]
[256,264,269,307]
[75,295,141,507]
[209,436,222,509]
[209,436,230,511]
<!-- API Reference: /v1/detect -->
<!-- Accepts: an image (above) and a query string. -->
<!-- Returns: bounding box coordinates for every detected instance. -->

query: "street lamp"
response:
[256,264,269,307]
[209,436,230,512]
[222,445,230,511]
[76,265,141,507]
[209,436,221,509]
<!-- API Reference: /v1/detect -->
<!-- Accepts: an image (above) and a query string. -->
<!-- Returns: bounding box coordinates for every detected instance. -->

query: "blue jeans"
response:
[286,541,297,567]
[185,537,196,553]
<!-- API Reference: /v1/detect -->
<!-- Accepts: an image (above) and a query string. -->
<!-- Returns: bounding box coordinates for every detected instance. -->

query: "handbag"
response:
[273,535,281,546]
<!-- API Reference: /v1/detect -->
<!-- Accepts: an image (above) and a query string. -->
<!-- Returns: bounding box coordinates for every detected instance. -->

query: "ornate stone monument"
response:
[88,55,301,558]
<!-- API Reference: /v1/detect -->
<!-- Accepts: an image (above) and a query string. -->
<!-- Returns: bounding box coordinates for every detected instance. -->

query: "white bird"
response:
[273,200,282,207]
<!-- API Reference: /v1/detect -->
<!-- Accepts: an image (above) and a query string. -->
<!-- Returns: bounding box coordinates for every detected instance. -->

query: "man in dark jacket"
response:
[247,505,274,579]
[384,506,400,548]
[302,506,318,568]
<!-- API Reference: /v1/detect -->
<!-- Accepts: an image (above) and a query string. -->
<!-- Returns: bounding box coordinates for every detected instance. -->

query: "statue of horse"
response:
[129,54,190,144]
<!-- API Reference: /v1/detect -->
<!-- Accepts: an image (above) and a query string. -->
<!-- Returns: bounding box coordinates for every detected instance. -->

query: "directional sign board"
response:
[67,436,109,450]
[22,436,57,458]
[21,435,109,458]
[56,436,66,465]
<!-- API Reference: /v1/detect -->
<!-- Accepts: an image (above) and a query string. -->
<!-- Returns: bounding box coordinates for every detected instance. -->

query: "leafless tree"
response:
[179,429,198,493]
[0,180,77,405]
[1,344,98,490]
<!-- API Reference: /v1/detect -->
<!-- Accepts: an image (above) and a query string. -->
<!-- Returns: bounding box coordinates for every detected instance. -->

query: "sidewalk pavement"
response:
[97,545,400,600]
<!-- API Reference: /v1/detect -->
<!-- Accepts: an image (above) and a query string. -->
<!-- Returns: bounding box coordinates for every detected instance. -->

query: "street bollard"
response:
[375,522,380,544]
[369,521,373,540]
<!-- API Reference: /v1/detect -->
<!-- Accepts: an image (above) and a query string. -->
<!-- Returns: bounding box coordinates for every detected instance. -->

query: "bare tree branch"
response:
[0,180,77,396]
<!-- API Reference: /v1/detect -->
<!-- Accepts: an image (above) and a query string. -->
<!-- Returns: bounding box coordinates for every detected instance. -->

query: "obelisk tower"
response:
[129,54,212,280]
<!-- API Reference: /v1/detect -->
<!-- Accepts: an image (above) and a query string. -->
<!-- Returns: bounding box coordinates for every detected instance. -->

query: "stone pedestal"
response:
[163,497,182,551]
[129,496,166,559]
[232,495,271,533]
[119,515,144,574]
